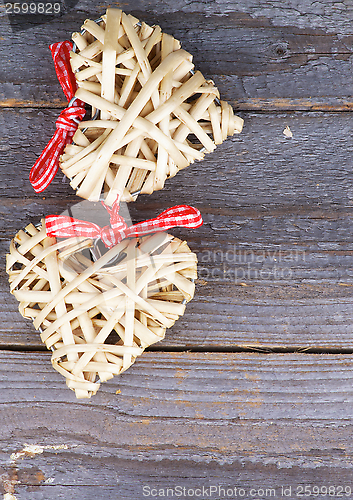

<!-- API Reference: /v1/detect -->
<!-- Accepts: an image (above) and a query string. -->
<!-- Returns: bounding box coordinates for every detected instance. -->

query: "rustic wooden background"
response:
[1,1,353,498]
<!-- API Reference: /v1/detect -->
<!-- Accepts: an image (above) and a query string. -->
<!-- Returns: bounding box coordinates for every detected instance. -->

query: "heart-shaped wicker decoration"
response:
[6,221,197,398]
[61,8,244,203]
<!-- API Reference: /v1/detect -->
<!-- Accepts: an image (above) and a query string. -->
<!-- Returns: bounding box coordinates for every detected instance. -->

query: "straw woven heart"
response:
[60,8,243,203]
[6,222,197,398]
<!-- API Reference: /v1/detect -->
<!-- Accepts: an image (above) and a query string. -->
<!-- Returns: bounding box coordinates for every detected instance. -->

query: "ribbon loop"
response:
[102,199,127,233]
[49,41,84,105]
[45,199,203,249]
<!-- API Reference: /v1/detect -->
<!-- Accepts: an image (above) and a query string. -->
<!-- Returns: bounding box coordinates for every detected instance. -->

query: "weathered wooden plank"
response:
[4,97,353,112]
[4,0,353,31]
[1,1,353,107]
[1,109,353,210]
[1,351,353,499]
[3,199,353,243]
[2,109,353,348]
[2,197,353,348]
[2,446,353,500]
[3,281,353,349]
[234,97,353,111]
[1,1,352,494]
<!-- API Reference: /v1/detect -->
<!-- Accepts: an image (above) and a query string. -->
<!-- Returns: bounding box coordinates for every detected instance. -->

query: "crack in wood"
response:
[1,345,353,355]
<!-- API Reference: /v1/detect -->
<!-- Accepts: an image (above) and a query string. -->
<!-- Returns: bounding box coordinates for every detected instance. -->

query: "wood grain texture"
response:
[1,2,353,496]
[1,351,353,499]
[1,109,353,209]
[1,1,353,107]
[3,225,353,349]
[1,111,353,349]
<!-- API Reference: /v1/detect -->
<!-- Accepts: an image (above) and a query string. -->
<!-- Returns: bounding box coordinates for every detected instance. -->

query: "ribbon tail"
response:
[29,130,65,193]
[29,106,86,192]
[123,205,203,240]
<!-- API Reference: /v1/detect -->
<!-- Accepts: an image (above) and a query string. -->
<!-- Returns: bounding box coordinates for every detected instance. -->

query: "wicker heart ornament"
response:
[30,8,243,202]
[6,209,199,398]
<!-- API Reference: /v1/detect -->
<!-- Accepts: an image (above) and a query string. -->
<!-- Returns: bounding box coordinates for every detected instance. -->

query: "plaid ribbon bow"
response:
[45,198,203,249]
[29,41,86,193]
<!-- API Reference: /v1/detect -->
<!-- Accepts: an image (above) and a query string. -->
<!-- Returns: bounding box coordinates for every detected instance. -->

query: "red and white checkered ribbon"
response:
[50,40,81,103]
[45,198,203,248]
[29,41,86,193]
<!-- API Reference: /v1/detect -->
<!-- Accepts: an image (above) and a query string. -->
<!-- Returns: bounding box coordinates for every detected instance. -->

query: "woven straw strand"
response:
[59,8,243,204]
[6,222,197,398]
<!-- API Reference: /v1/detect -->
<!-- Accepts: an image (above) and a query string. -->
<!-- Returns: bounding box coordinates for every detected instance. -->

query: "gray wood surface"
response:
[1,351,353,499]
[1,0,353,108]
[2,111,353,349]
[1,1,353,498]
